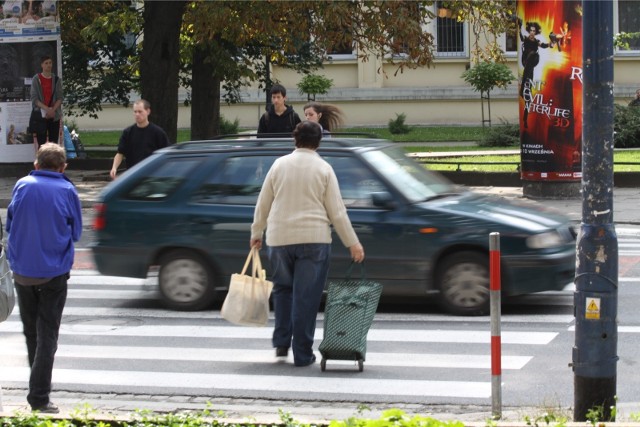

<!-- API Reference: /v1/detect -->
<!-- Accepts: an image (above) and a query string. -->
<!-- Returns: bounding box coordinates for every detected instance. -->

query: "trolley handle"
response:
[345,261,367,281]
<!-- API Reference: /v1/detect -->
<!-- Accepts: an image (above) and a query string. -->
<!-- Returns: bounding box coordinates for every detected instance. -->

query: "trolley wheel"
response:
[321,358,327,371]
[357,359,364,372]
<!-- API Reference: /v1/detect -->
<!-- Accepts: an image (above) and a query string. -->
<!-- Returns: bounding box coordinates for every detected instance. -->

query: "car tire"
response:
[436,251,490,316]
[158,249,216,311]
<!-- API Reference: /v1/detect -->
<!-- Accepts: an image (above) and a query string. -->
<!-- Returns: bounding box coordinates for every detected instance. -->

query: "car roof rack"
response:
[209,132,380,140]
[173,132,389,151]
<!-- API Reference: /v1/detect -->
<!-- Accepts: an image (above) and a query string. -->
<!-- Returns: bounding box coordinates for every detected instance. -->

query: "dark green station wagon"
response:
[90,136,576,315]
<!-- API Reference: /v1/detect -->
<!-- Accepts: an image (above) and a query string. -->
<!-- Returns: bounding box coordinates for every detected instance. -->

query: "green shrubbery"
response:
[0,408,464,427]
[614,104,640,148]
[477,120,520,147]
[388,113,411,135]
[220,115,240,135]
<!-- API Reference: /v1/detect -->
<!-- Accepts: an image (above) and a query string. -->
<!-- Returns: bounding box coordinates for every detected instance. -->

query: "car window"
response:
[192,155,278,205]
[362,146,456,203]
[324,156,386,208]
[125,158,202,201]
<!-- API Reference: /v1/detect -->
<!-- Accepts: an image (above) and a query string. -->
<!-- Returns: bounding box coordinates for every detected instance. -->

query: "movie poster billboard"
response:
[0,0,60,162]
[518,0,583,181]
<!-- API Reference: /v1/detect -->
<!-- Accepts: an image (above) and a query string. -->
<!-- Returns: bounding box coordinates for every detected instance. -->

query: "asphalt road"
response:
[2,227,640,421]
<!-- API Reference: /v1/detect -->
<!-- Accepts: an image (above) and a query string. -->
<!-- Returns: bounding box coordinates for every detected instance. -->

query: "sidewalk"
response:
[1,168,638,225]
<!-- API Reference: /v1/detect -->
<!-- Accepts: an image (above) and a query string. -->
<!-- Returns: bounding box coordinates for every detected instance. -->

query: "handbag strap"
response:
[345,261,366,280]
[240,248,255,275]
[241,247,266,281]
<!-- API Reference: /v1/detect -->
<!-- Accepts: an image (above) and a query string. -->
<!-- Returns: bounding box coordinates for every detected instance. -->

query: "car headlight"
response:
[526,231,565,249]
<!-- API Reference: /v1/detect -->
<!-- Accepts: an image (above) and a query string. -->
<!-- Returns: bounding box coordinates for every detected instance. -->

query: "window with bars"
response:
[617,0,640,52]
[435,2,465,57]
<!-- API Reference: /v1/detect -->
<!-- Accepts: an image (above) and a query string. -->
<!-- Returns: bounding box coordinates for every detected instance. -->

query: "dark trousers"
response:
[36,119,61,145]
[14,274,68,408]
[268,244,330,366]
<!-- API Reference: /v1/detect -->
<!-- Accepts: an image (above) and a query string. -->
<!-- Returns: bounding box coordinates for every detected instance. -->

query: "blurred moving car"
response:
[90,136,576,315]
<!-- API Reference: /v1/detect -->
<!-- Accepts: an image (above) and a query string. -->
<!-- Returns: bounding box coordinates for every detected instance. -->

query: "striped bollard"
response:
[490,232,502,419]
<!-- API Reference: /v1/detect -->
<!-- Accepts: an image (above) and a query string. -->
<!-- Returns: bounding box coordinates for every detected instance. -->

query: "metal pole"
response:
[489,232,501,419]
[573,0,618,421]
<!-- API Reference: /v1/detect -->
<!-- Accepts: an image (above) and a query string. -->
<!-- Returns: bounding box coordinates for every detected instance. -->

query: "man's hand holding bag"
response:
[221,247,273,327]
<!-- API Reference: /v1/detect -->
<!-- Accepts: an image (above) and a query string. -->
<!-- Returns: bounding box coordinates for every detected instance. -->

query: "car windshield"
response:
[361,146,458,203]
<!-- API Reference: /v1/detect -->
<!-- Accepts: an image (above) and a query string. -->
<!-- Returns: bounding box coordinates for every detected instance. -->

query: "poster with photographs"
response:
[0,39,57,102]
[0,0,59,160]
[0,0,59,36]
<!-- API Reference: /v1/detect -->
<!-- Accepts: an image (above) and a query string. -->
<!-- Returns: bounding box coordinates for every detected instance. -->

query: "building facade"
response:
[75,1,640,132]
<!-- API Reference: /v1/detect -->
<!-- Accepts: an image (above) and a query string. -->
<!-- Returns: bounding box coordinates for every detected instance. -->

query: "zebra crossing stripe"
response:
[0,322,558,345]
[0,367,492,399]
[0,344,532,369]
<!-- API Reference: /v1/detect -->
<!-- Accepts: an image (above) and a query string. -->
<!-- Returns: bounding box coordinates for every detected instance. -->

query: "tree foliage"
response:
[461,61,515,93]
[61,1,516,139]
[297,74,334,100]
[60,1,141,119]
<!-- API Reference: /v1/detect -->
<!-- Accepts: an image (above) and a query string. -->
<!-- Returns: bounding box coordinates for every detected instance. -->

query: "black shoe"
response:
[275,347,288,358]
[31,402,59,414]
[295,354,316,367]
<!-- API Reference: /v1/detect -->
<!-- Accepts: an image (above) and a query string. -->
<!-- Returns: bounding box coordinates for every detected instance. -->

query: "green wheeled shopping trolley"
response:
[318,264,383,372]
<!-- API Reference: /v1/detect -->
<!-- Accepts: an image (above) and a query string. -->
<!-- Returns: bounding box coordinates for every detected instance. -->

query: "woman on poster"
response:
[519,19,552,128]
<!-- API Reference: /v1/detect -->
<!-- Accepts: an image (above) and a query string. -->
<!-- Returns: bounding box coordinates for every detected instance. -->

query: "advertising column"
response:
[0,0,60,163]
[518,0,583,198]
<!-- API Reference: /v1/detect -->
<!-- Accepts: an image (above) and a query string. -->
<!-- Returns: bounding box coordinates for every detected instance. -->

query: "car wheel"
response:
[436,251,490,316]
[158,249,216,311]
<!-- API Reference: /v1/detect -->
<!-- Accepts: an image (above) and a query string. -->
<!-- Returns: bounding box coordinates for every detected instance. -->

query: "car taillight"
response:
[93,203,106,231]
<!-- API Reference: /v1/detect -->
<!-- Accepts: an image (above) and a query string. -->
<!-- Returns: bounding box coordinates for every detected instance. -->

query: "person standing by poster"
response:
[30,55,62,146]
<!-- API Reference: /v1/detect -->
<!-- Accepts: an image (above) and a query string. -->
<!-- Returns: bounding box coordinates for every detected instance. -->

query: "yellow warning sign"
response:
[586,297,601,320]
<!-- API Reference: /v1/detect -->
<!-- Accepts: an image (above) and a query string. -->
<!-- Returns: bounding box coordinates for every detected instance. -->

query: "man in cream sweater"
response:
[250,121,365,367]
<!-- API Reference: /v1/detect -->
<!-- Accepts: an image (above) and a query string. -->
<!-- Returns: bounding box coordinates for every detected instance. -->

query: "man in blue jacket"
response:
[5,143,82,413]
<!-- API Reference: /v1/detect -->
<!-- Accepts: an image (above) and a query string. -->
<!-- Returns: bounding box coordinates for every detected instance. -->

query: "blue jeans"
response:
[14,274,68,408]
[268,243,331,366]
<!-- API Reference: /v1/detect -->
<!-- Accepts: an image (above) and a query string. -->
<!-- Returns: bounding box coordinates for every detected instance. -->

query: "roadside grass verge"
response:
[421,151,640,172]
[76,126,487,147]
[76,128,640,172]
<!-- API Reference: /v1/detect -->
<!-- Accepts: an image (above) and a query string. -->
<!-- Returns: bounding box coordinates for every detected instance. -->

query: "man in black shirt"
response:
[110,99,170,179]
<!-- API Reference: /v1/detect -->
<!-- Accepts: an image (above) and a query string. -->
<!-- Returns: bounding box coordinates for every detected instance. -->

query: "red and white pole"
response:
[490,232,502,419]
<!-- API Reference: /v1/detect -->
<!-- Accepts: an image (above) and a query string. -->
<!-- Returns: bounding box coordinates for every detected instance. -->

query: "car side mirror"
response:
[371,191,395,209]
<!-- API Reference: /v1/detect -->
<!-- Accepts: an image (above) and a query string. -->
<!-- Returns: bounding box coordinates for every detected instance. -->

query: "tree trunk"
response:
[191,45,221,140]
[140,1,185,144]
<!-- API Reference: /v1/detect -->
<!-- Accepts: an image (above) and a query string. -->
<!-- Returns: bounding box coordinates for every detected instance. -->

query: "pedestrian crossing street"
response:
[0,275,572,403]
[1,229,639,406]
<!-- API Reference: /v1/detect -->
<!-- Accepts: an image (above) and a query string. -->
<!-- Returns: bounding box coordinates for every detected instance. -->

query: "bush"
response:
[388,113,411,135]
[614,104,640,148]
[478,120,520,147]
[220,115,240,135]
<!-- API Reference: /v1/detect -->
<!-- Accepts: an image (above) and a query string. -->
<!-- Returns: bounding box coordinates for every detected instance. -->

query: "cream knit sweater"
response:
[251,148,359,248]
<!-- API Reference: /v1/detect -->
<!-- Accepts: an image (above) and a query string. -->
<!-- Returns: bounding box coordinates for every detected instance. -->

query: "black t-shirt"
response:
[117,123,170,168]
